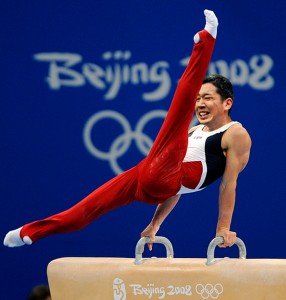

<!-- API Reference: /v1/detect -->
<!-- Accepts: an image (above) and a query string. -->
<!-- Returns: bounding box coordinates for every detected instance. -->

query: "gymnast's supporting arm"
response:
[141,195,181,251]
[216,125,251,247]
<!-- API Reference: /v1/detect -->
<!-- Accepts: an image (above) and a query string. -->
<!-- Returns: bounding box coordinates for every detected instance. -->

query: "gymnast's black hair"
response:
[203,74,234,101]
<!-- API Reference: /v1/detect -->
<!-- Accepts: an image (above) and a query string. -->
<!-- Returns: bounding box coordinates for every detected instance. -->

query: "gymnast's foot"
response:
[3,227,32,247]
[204,9,218,38]
[194,9,218,43]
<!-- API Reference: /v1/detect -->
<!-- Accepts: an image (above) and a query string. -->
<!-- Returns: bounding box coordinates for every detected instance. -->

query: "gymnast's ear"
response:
[224,98,233,112]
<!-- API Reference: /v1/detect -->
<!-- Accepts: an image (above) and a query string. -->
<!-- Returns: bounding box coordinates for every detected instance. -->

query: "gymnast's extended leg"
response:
[3,10,218,247]
[137,10,218,201]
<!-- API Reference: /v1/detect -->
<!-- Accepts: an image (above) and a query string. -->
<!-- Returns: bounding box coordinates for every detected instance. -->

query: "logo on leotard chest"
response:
[193,136,202,139]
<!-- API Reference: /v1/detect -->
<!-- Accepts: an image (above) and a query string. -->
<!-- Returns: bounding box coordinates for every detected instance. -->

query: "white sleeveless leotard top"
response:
[178,121,239,194]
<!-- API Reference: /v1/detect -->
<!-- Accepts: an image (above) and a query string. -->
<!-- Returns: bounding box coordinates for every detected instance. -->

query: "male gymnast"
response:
[4,10,251,249]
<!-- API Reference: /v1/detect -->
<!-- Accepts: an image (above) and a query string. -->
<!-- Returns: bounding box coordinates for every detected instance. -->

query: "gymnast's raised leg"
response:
[4,10,218,247]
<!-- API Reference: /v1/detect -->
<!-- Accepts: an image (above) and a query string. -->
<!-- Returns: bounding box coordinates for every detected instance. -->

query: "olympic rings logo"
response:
[195,283,223,299]
[83,110,167,175]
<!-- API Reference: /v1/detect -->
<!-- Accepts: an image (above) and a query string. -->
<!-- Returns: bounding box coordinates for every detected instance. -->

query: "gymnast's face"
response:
[195,83,232,130]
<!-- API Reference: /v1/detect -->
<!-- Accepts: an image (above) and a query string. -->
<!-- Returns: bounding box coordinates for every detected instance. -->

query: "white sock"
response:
[194,9,218,43]
[204,9,218,39]
[3,227,32,247]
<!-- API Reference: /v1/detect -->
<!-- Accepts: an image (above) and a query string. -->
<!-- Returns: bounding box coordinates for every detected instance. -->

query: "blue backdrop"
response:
[1,1,286,299]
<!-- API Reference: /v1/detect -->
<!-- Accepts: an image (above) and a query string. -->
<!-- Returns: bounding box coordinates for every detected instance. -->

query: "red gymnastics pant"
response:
[20,30,215,243]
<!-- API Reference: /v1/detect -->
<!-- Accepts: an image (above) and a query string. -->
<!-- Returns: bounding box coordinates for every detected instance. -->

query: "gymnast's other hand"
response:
[140,222,160,251]
[216,229,237,248]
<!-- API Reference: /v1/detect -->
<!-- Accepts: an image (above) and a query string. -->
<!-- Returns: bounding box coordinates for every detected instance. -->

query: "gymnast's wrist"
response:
[216,227,230,236]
